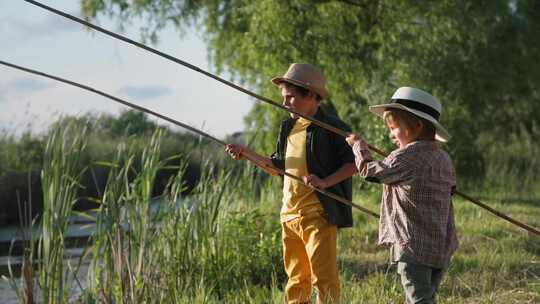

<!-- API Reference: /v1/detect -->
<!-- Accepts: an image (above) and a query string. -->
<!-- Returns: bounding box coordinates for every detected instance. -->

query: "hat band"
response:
[392,99,440,120]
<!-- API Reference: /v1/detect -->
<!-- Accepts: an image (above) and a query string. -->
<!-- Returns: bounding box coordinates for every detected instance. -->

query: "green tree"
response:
[0,132,44,174]
[81,0,540,181]
[97,109,157,136]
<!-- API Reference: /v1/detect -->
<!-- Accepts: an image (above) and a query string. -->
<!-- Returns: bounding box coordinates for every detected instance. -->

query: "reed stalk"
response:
[38,124,86,304]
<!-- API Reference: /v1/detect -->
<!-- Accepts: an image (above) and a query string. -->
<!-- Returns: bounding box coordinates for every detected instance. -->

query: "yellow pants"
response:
[282,212,339,304]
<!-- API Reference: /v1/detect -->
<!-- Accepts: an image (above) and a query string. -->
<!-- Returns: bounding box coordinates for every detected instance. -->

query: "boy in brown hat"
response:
[346,87,458,304]
[226,63,356,303]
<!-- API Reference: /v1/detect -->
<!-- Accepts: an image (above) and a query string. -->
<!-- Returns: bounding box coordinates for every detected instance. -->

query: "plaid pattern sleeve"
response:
[353,142,414,185]
[352,141,458,268]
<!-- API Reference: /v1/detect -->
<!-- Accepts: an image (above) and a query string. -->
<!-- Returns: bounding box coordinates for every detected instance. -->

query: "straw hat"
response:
[369,87,450,142]
[271,63,329,100]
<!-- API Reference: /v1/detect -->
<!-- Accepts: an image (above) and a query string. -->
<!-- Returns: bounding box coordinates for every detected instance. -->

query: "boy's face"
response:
[387,120,415,148]
[280,85,318,118]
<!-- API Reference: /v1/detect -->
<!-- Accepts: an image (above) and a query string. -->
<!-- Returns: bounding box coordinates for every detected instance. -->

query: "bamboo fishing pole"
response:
[0,59,379,219]
[22,0,540,237]
[23,0,388,156]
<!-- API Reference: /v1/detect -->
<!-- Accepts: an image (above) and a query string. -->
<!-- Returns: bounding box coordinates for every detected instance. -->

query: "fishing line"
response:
[0,59,379,219]
[19,1,540,236]
[23,0,386,156]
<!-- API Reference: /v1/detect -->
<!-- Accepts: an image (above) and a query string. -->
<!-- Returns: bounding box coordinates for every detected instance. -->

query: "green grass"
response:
[335,191,540,304]
[7,126,540,303]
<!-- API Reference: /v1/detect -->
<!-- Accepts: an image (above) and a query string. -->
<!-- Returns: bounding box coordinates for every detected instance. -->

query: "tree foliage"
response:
[98,109,157,136]
[81,0,540,181]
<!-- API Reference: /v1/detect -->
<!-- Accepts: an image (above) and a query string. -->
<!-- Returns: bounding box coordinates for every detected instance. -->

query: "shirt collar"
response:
[402,140,438,151]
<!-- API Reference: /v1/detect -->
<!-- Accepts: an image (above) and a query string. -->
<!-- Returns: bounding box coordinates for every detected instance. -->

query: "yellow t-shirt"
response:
[280,117,323,222]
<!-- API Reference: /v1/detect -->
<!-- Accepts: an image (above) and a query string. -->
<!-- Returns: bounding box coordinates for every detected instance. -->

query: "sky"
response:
[0,0,252,138]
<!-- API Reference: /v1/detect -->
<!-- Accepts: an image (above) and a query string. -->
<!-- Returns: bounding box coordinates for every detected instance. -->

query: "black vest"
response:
[270,109,355,228]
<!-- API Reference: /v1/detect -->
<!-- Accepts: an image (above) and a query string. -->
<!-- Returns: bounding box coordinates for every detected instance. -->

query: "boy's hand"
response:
[225,144,244,160]
[346,133,369,150]
[346,133,361,147]
[303,174,328,189]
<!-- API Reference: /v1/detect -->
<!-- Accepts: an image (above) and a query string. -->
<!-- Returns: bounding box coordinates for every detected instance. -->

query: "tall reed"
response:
[85,129,283,302]
[87,130,165,302]
[7,124,539,303]
[6,182,37,304]
[39,124,87,304]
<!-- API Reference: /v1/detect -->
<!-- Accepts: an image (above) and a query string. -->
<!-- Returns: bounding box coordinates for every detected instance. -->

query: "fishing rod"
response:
[22,1,540,237]
[23,0,388,156]
[0,59,379,219]
[357,149,540,237]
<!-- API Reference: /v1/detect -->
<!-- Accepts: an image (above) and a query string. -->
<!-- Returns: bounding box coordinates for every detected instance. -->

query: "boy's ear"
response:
[411,120,424,138]
[307,90,320,104]
[417,120,425,131]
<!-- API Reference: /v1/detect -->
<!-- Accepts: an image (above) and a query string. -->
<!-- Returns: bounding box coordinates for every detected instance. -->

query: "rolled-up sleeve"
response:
[353,145,412,185]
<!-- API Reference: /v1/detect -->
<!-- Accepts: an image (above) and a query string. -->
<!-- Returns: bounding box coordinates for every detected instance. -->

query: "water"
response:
[0,212,95,303]
[0,197,194,302]
[0,261,90,303]
[0,280,19,304]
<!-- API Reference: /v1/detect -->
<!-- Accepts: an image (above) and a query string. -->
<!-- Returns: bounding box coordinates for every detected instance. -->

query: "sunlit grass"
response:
[6,124,539,303]
[336,189,540,304]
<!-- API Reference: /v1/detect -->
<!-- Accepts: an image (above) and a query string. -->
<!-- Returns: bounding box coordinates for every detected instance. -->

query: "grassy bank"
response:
[5,125,540,303]
[337,190,540,304]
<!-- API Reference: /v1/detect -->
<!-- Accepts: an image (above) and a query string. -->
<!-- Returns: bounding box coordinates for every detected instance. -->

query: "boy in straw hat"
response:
[226,63,357,303]
[346,87,458,304]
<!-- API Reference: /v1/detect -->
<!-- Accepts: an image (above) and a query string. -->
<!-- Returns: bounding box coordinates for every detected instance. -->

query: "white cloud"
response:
[0,1,251,138]
[0,13,80,41]
[118,85,173,101]
[0,77,55,103]
[10,77,54,93]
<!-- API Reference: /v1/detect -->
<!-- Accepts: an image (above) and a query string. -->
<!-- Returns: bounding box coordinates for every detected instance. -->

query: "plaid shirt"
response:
[353,141,458,268]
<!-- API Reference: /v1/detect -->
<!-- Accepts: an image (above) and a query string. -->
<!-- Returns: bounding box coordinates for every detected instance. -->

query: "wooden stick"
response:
[11,3,540,235]
[0,59,379,219]
[453,190,540,236]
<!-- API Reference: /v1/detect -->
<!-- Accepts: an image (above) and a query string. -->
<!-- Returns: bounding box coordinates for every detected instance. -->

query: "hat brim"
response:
[271,76,329,100]
[369,103,450,142]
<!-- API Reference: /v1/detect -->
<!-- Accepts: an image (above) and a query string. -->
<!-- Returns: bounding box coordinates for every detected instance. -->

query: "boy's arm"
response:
[346,134,410,185]
[304,162,357,189]
[305,127,357,189]
[352,141,374,175]
[225,144,280,176]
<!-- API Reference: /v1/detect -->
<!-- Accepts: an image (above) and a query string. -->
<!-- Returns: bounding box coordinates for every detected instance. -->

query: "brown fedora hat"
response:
[271,63,329,99]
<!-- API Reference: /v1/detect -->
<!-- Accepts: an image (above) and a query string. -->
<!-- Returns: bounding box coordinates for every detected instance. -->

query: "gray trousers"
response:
[397,262,445,304]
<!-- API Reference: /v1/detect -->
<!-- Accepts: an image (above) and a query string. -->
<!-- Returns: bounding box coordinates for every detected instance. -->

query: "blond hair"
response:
[383,108,436,141]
